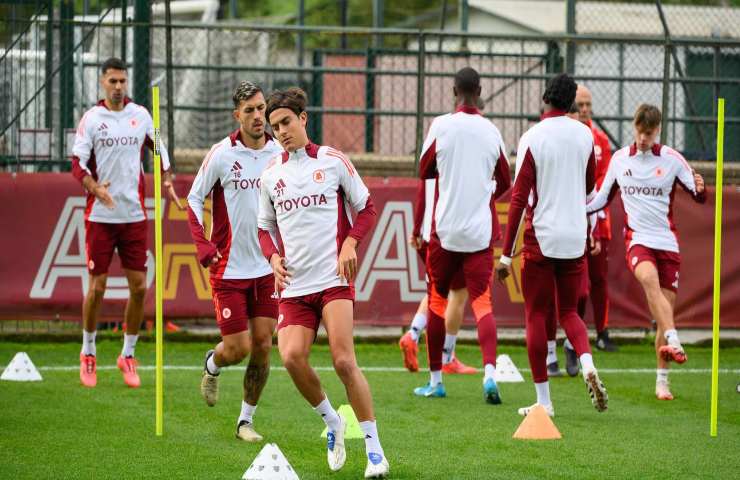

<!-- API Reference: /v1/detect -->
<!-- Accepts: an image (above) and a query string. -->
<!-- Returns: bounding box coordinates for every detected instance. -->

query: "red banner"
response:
[1,173,738,328]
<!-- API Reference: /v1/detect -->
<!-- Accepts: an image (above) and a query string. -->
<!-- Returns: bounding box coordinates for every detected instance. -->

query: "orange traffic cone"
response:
[513,405,562,440]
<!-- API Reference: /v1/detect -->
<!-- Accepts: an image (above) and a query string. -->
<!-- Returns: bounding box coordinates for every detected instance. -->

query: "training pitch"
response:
[1,340,738,479]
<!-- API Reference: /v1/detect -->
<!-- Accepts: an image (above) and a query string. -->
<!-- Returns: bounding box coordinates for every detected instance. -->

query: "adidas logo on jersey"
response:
[274,178,287,197]
[230,160,243,173]
[97,122,109,131]
[623,169,633,177]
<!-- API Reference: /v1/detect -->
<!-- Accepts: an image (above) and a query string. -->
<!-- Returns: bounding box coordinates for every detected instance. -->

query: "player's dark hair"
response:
[542,73,577,111]
[454,67,480,95]
[232,81,263,108]
[266,87,308,121]
[568,102,578,114]
[634,104,662,131]
[101,57,126,75]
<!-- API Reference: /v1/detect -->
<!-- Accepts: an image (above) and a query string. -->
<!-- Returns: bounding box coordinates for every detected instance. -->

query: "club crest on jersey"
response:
[655,167,664,177]
[274,178,287,197]
[313,169,325,183]
[129,118,138,128]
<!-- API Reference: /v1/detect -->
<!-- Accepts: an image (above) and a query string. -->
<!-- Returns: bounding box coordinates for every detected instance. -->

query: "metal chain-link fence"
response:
[2,3,739,174]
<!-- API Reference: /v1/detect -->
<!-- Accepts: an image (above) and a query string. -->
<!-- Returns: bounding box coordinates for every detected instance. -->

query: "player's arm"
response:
[586,151,619,214]
[144,112,183,209]
[410,179,426,250]
[492,143,512,200]
[70,112,115,209]
[671,148,707,204]
[336,150,376,283]
[257,172,290,292]
[495,141,536,282]
[186,146,223,267]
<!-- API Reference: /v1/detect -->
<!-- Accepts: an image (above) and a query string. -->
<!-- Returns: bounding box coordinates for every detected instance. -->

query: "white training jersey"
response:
[502,113,595,261]
[587,143,704,253]
[72,98,170,223]
[258,143,370,298]
[419,105,509,252]
[187,131,283,281]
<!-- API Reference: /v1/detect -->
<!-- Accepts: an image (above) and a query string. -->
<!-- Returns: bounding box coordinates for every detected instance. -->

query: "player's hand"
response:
[209,250,222,266]
[93,181,116,209]
[494,261,511,284]
[694,172,705,193]
[590,237,601,256]
[337,237,358,283]
[270,254,291,292]
[163,172,185,210]
[408,235,423,250]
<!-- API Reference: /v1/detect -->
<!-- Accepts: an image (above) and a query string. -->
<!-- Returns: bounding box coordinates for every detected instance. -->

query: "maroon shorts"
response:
[426,236,492,299]
[85,220,148,275]
[277,286,355,332]
[419,240,465,290]
[212,274,278,336]
[626,245,681,292]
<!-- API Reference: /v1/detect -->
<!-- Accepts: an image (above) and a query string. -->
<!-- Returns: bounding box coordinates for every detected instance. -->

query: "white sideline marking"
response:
[36,365,740,374]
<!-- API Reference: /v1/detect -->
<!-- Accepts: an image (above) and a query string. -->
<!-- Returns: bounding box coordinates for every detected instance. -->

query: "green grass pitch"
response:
[1,340,739,479]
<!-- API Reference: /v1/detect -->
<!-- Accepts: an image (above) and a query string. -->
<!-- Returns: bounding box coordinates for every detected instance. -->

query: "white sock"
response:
[535,381,552,407]
[580,353,595,372]
[359,420,384,458]
[656,368,669,384]
[664,329,681,348]
[547,340,557,364]
[206,352,221,375]
[442,334,457,364]
[483,363,496,382]
[564,338,573,350]
[409,313,427,343]
[122,334,139,358]
[314,396,342,432]
[82,330,96,356]
[430,370,442,386]
[239,401,257,424]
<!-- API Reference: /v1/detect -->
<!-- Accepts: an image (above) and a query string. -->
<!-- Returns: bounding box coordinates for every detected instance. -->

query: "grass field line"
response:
[34,365,740,374]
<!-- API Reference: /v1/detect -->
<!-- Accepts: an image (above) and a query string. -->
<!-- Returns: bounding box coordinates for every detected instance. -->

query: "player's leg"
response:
[236,274,278,441]
[323,297,389,477]
[441,287,477,375]
[201,281,250,407]
[591,246,616,351]
[556,257,608,412]
[631,248,686,364]
[545,281,564,377]
[415,238,455,396]
[655,288,677,400]
[463,248,501,404]
[80,221,116,388]
[518,257,556,417]
[565,261,590,377]
[116,220,149,387]
[278,298,346,471]
[399,295,427,372]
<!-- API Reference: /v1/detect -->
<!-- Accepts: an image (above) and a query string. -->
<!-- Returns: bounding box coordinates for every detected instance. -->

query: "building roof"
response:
[467,0,740,39]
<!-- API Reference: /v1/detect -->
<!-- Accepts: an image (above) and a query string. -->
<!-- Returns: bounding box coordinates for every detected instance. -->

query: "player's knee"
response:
[280,348,305,372]
[223,342,249,363]
[251,334,273,358]
[332,356,358,381]
[128,282,147,300]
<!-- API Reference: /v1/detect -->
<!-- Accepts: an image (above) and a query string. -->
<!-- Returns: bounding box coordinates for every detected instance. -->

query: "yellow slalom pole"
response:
[710,98,724,437]
[152,86,164,437]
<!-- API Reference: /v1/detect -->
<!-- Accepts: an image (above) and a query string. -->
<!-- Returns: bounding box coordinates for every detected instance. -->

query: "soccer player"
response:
[574,84,616,352]
[398,179,476,375]
[187,81,282,441]
[495,73,608,417]
[71,57,181,389]
[258,88,389,478]
[412,67,511,404]
[586,104,705,401]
